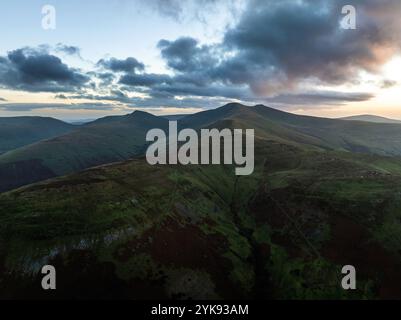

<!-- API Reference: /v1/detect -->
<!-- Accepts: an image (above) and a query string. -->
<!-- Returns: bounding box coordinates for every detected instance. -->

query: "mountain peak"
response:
[129,110,154,117]
[219,102,250,112]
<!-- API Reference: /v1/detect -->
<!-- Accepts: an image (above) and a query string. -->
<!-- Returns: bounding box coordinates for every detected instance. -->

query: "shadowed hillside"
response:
[0,117,75,155]
[0,111,168,192]
[2,103,401,193]
[1,126,401,298]
[340,115,401,124]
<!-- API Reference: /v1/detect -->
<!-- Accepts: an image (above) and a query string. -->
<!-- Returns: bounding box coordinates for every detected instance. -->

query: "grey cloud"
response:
[213,0,401,94]
[136,0,221,21]
[150,82,252,101]
[262,91,374,106]
[2,1,400,111]
[153,0,401,97]
[55,90,133,104]
[129,96,229,110]
[55,44,81,56]
[158,37,216,73]
[381,80,398,89]
[119,73,171,87]
[0,103,115,112]
[0,47,90,92]
[97,57,145,73]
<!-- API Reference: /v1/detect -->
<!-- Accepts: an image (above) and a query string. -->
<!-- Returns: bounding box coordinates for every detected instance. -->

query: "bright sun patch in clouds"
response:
[0,0,401,120]
[382,56,401,82]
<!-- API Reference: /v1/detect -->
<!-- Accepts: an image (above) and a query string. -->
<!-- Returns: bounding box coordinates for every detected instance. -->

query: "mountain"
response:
[0,111,168,192]
[4,104,401,193]
[163,114,188,121]
[1,112,401,298]
[180,103,401,155]
[340,114,401,124]
[0,116,75,155]
[66,118,98,125]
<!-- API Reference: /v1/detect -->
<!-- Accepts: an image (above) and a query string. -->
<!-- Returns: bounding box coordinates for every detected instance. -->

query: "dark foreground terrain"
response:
[1,104,401,299]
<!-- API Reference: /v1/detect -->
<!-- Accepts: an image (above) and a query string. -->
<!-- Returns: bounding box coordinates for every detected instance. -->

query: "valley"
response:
[1,104,401,299]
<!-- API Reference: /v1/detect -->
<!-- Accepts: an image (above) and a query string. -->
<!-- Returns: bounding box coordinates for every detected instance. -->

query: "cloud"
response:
[144,0,184,20]
[262,91,374,106]
[135,0,224,21]
[97,57,145,73]
[55,44,81,56]
[1,1,401,112]
[120,0,400,107]
[0,47,90,92]
[0,97,6,101]
[380,79,398,89]
[119,73,171,87]
[153,0,401,96]
[0,103,115,112]
[208,0,401,94]
[55,90,133,104]
[158,37,216,73]
[129,95,230,110]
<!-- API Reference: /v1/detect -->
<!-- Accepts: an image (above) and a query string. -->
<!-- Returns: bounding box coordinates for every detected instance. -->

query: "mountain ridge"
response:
[3,103,401,192]
[339,114,401,124]
[0,116,76,155]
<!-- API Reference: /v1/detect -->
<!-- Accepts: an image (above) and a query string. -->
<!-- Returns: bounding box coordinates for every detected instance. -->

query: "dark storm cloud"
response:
[0,103,115,112]
[97,57,145,73]
[2,1,400,110]
[158,37,216,73]
[211,0,401,94]
[0,47,90,92]
[155,0,401,97]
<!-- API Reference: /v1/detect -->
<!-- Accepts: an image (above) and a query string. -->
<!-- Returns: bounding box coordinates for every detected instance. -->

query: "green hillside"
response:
[0,116,75,155]
[1,130,401,299]
[0,111,168,192]
[3,103,401,193]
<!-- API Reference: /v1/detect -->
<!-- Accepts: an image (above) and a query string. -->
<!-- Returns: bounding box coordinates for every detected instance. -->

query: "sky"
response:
[0,0,400,120]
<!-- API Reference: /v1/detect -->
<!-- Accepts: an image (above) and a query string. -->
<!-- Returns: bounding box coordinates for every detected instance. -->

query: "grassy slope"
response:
[0,111,168,192]
[2,104,401,298]
[1,124,401,298]
[3,104,401,194]
[0,117,75,154]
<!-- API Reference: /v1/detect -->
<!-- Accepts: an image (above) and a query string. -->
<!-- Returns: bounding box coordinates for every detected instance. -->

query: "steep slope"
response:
[251,105,401,155]
[182,103,401,155]
[0,116,75,154]
[0,111,168,192]
[1,132,401,299]
[3,103,401,193]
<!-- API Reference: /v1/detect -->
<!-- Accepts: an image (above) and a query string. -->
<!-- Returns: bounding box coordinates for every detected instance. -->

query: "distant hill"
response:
[0,111,168,192]
[0,116,75,155]
[4,103,401,192]
[66,118,98,125]
[163,114,188,121]
[2,118,401,298]
[340,114,401,124]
